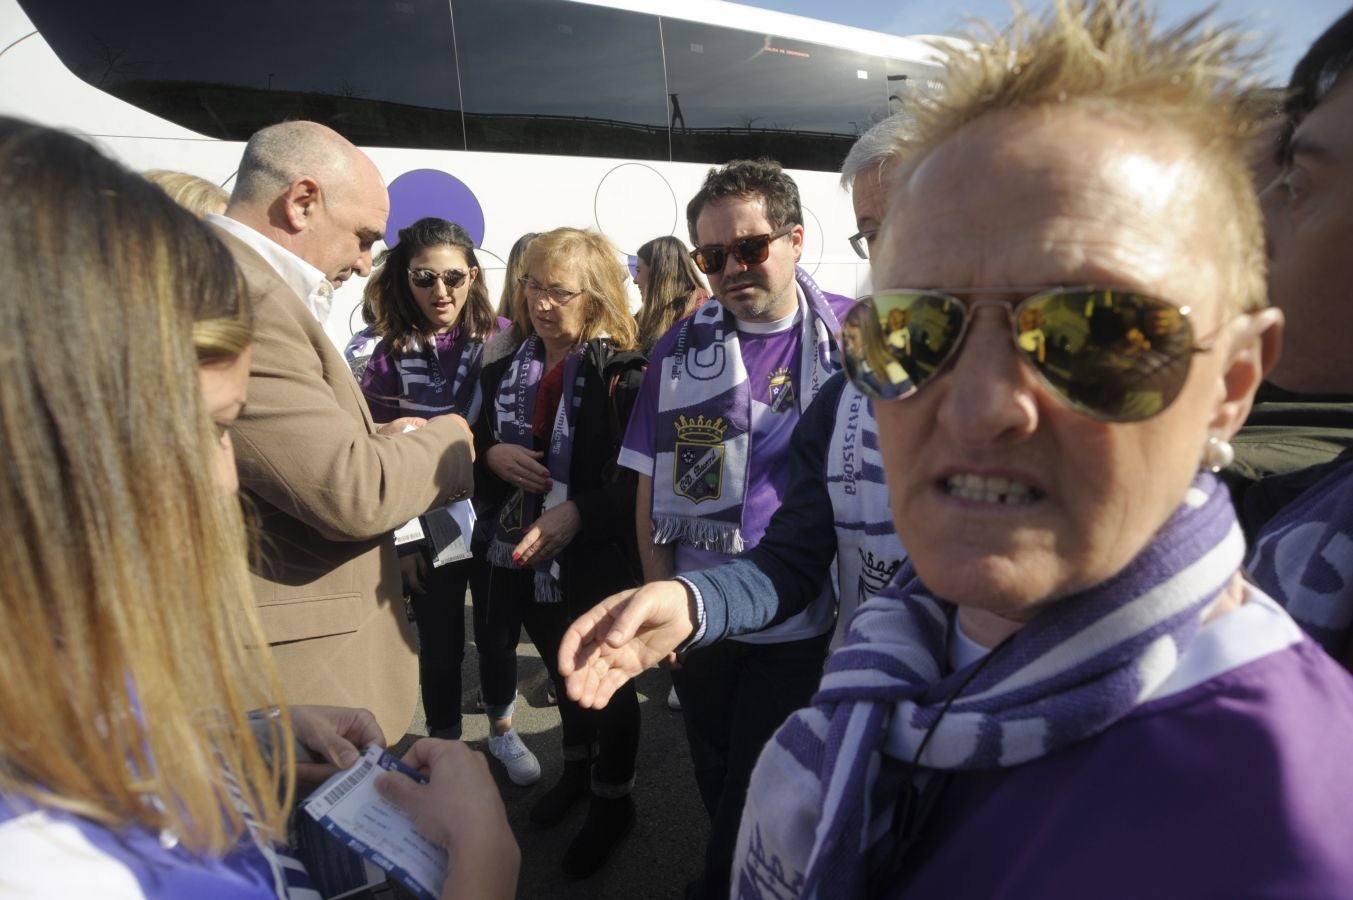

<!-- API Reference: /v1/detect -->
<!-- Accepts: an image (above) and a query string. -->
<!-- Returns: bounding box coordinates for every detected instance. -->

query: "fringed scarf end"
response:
[652,515,744,555]
[534,571,563,604]
[487,540,517,570]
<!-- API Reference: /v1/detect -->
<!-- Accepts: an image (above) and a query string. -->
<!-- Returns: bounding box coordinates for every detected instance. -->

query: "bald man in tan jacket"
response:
[210,121,473,739]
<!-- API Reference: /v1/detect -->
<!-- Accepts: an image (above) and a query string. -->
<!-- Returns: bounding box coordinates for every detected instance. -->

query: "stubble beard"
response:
[723,277,795,323]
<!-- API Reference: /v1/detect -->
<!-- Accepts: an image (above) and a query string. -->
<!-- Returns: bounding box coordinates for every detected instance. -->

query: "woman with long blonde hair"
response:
[0,115,300,894]
[0,119,517,899]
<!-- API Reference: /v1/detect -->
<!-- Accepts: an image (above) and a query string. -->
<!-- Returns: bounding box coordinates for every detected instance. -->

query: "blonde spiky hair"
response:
[897,0,1270,313]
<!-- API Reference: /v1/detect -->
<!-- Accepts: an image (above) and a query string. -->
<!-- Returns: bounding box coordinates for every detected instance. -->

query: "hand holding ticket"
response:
[305,740,520,900]
[304,744,448,900]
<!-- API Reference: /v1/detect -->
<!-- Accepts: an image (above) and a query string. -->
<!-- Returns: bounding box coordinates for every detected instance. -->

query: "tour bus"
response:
[0,0,947,348]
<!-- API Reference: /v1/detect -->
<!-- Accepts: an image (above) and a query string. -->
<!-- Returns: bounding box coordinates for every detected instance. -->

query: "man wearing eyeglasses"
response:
[209,120,475,742]
[614,158,854,899]
[843,113,920,267]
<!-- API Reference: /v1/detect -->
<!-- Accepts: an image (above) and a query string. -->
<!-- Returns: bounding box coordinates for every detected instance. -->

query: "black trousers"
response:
[408,556,474,735]
[479,563,640,789]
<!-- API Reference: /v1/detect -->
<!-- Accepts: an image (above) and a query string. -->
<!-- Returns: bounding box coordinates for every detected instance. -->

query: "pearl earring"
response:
[1201,435,1235,473]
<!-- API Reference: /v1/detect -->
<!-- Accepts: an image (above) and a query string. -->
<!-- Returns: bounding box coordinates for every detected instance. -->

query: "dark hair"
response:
[635,235,709,351]
[685,158,802,245]
[364,217,496,351]
[1278,7,1353,163]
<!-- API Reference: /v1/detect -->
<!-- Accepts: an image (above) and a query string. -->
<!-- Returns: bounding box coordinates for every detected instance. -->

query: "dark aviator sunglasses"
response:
[840,286,1213,423]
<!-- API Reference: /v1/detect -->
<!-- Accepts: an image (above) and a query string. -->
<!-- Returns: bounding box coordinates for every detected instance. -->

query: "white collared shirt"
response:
[208,214,335,327]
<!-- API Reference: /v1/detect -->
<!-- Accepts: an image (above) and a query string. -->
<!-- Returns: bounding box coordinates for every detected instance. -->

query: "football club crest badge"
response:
[768,367,795,413]
[672,414,727,504]
[498,489,525,535]
[858,548,903,601]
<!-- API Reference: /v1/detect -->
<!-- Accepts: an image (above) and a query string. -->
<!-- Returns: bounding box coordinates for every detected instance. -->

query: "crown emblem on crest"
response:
[859,549,903,595]
[675,414,728,444]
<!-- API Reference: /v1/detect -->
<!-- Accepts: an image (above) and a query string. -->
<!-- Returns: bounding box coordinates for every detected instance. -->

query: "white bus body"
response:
[0,0,945,348]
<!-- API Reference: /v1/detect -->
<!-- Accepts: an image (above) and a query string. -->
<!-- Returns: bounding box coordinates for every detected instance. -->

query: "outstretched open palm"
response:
[558,582,697,708]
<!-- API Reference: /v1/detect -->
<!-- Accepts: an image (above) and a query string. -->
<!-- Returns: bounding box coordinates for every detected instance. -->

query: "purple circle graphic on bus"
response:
[385,169,485,248]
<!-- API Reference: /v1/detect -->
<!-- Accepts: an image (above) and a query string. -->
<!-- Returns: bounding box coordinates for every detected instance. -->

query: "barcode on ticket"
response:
[319,758,373,806]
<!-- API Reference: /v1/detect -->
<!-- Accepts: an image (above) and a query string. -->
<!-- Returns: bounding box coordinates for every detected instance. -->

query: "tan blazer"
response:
[216,226,474,739]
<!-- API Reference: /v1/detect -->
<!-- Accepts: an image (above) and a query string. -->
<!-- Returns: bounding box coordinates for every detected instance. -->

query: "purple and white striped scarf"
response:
[392,329,485,420]
[824,381,906,650]
[487,335,586,603]
[650,267,840,554]
[735,473,1244,900]
[364,328,486,422]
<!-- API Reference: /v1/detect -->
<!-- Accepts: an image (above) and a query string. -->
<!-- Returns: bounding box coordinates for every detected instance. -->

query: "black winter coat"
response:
[473,336,647,611]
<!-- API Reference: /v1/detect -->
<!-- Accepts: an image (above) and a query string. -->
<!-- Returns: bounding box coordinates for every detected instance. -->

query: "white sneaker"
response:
[488,729,541,785]
[667,685,682,711]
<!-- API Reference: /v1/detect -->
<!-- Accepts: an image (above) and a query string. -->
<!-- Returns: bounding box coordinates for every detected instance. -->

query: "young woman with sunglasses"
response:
[359,218,544,785]
[563,5,1353,898]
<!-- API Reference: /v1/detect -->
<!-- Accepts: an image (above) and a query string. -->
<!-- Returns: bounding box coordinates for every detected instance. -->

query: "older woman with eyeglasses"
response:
[474,227,647,878]
[561,3,1353,897]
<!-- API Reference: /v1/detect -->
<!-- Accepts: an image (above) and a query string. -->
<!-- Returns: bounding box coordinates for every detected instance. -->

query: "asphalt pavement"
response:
[401,606,711,900]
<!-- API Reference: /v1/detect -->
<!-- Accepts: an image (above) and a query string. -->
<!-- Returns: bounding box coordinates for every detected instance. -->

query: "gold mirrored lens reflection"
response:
[842,292,962,400]
[843,288,1196,421]
[1013,289,1195,421]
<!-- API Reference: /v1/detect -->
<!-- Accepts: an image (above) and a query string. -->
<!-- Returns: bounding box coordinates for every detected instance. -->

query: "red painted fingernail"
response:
[511,552,520,562]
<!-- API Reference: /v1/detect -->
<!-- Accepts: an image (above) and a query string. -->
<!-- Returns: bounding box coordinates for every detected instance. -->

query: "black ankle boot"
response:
[561,794,636,879]
[529,758,590,827]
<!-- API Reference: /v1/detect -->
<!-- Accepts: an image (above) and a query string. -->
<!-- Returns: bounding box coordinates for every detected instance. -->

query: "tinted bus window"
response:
[452,0,668,160]
[662,20,891,171]
[18,0,464,148]
[885,59,945,114]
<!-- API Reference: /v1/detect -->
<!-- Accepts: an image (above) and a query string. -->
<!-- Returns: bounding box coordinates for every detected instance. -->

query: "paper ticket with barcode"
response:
[303,744,447,900]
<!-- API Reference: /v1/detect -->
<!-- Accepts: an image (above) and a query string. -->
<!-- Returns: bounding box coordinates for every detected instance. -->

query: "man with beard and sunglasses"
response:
[210,121,475,743]
[561,114,917,705]
[614,158,854,899]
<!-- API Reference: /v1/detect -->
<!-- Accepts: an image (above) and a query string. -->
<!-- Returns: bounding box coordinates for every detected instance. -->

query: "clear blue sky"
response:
[739,0,1349,86]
